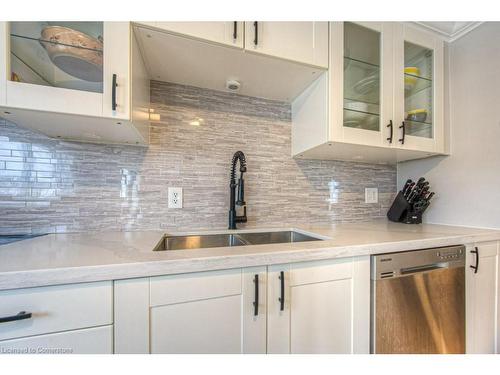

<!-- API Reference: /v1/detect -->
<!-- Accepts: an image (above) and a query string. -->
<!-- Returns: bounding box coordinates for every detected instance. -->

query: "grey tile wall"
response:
[0,81,396,234]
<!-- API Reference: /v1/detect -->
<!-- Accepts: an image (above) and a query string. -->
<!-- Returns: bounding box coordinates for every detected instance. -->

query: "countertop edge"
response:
[1,231,498,291]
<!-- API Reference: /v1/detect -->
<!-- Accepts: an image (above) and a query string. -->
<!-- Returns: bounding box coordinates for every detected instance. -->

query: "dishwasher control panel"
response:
[437,247,464,261]
[371,245,466,280]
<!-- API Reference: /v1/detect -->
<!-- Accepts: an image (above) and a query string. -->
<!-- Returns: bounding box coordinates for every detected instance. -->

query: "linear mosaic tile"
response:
[0,81,396,234]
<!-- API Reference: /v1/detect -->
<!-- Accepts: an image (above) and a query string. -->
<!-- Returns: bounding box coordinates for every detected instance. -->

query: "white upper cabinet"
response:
[292,21,446,164]
[245,22,329,68]
[150,22,244,48]
[393,23,445,153]
[331,22,394,149]
[144,21,329,68]
[0,21,149,145]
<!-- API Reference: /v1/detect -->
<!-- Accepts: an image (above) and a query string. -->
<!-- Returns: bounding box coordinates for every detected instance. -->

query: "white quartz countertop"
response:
[1,220,500,290]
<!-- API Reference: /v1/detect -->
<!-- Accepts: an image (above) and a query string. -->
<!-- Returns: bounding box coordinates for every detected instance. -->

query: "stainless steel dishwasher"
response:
[371,245,465,354]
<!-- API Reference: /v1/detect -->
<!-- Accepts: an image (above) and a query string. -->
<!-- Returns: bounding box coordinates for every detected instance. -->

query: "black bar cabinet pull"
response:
[112,74,118,111]
[253,274,259,316]
[233,21,237,40]
[399,121,406,144]
[386,120,393,144]
[279,271,285,311]
[254,22,258,46]
[470,247,479,274]
[0,311,32,324]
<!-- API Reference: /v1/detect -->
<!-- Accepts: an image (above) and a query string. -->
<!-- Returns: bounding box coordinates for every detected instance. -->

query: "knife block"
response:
[387,191,411,222]
[387,191,428,224]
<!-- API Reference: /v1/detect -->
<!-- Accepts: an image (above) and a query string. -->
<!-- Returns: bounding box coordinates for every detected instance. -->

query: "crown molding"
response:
[411,22,483,42]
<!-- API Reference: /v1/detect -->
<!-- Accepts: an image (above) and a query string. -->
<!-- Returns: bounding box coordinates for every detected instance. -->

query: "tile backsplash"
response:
[0,81,396,234]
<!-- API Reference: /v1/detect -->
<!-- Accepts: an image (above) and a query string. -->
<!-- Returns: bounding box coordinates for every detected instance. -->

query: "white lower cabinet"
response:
[114,257,370,354]
[267,257,370,354]
[0,326,113,354]
[115,267,267,354]
[0,281,113,354]
[466,241,500,354]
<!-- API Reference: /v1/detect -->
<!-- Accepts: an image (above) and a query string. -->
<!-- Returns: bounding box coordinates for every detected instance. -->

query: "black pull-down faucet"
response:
[228,151,247,229]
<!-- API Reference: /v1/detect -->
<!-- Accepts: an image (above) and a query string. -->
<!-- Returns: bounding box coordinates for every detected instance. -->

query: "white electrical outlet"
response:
[168,187,183,208]
[365,188,378,204]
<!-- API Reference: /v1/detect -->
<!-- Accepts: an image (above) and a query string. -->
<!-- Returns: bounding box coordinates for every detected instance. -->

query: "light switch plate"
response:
[365,188,378,204]
[168,187,183,208]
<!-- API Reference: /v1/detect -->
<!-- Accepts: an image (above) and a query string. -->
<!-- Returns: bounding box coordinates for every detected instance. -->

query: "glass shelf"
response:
[344,56,380,105]
[343,105,380,132]
[9,22,103,93]
[405,73,432,97]
[405,119,433,138]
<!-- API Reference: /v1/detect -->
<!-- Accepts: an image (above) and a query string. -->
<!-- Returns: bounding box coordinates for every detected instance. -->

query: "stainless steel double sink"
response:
[154,230,324,251]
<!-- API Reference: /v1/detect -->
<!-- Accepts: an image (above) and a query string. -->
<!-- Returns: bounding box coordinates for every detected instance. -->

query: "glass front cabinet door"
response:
[330,22,394,148]
[393,24,444,153]
[1,22,130,120]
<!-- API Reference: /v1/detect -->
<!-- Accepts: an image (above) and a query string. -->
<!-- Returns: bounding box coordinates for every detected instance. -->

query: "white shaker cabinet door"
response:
[267,257,370,354]
[245,22,328,68]
[115,267,267,354]
[393,23,445,153]
[466,242,500,354]
[151,22,244,48]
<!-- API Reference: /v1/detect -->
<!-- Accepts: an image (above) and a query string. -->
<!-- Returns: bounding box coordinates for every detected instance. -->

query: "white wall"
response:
[398,22,500,228]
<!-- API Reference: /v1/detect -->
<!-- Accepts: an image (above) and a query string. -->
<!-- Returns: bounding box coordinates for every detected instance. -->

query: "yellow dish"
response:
[405,67,420,76]
[404,67,420,91]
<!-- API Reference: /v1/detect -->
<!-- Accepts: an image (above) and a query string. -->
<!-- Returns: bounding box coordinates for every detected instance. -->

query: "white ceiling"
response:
[414,22,483,42]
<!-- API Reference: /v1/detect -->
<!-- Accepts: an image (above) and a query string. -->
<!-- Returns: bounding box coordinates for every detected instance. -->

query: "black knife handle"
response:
[470,247,479,274]
[112,74,118,111]
[253,274,259,316]
[386,120,393,144]
[278,271,285,311]
[254,22,258,46]
[399,121,406,144]
[233,21,237,40]
[0,311,32,324]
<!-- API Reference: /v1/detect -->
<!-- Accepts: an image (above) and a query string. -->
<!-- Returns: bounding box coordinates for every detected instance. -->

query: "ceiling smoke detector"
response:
[226,79,241,92]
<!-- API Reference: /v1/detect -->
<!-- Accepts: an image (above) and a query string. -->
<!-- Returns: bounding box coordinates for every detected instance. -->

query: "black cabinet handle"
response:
[253,274,259,316]
[278,271,285,311]
[112,74,118,111]
[399,121,406,144]
[470,247,479,274]
[254,22,258,46]
[233,21,237,40]
[387,120,393,144]
[0,311,32,324]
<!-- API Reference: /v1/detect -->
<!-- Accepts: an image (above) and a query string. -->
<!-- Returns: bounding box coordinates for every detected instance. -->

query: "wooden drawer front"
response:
[150,269,242,307]
[0,282,112,341]
[290,258,353,286]
[150,295,242,354]
[0,325,113,354]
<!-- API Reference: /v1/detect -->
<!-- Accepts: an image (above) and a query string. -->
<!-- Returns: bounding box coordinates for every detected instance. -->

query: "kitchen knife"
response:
[402,179,412,194]
[404,182,415,198]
